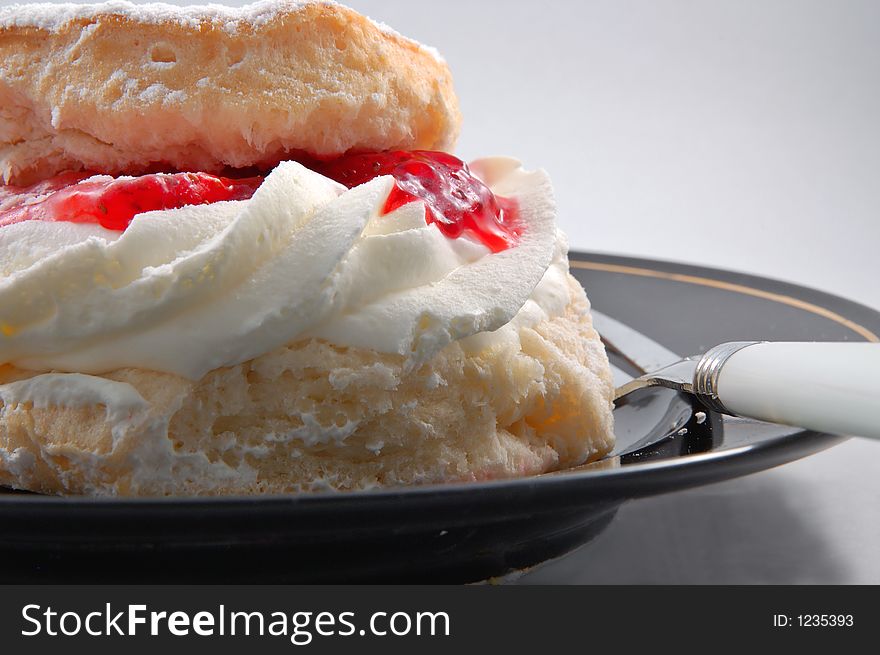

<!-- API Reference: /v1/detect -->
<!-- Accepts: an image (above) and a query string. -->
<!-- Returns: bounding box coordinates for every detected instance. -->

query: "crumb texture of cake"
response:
[0,275,614,495]
[0,0,461,184]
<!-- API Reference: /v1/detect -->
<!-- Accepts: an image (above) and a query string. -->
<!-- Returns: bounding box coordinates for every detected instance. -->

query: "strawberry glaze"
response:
[0,172,261,231]
[315,151,519,252]
[0,151,520,251]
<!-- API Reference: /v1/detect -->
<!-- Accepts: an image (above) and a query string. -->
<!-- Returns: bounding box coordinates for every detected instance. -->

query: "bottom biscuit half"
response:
[0,275,614,496]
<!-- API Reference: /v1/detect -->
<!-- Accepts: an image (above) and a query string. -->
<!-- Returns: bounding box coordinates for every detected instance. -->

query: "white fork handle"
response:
[709,342,880,440]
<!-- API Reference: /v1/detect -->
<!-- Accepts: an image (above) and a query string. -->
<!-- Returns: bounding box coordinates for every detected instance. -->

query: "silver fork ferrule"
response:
[692,341,763,415]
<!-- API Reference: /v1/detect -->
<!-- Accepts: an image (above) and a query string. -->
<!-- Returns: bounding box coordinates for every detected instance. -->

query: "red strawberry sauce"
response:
[0,151,520,252]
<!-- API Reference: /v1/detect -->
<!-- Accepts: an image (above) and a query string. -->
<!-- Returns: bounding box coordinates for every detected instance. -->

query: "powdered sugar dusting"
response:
[0,0,314,33]
[365,16,445,63]
[0,0,446,61]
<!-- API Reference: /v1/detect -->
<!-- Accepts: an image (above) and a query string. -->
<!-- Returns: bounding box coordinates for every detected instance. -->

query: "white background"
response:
[3,0,878,583]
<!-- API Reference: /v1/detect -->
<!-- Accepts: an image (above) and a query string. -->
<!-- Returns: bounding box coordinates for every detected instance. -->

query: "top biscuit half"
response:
[0,0,462,185]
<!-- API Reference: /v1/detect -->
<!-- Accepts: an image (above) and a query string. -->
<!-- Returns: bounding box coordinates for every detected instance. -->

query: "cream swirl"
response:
[0,158,564,380]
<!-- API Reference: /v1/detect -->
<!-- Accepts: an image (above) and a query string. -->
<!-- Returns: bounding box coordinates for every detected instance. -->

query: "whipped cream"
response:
[0,372,148,434]
[0,158,567,380]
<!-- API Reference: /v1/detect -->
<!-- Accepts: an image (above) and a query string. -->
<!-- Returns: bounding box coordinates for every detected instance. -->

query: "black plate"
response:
[1,252,878,583]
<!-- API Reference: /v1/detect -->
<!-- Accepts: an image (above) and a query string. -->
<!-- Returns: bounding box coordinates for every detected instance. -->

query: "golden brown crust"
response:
[0,1,461,184]
[0,276,615,496]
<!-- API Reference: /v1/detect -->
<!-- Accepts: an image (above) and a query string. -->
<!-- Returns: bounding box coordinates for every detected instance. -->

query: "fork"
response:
[591,310,880,440]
